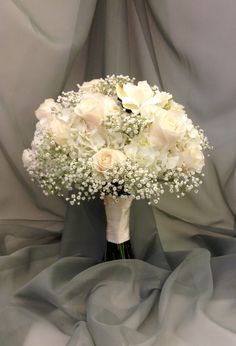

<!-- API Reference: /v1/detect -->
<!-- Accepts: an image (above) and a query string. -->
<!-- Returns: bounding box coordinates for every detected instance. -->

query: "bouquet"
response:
[22,75,211,260]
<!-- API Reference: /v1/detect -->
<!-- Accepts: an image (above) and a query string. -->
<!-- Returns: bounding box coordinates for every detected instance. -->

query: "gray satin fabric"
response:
[0,0,236,345]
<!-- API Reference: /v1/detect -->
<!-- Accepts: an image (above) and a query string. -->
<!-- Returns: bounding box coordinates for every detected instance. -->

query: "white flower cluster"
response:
[22,75,211,205]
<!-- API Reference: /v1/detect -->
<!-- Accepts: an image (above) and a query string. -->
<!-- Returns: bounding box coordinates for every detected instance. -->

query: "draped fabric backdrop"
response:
[0,1,236,345]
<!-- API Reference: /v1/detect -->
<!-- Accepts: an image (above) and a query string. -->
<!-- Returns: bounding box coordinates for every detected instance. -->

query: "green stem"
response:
[104,241,134,261]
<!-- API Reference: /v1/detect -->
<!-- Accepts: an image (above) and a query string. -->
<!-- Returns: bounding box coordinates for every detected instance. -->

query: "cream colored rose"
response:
[35,99,58,120]
[74,94,120,129]
[92,148,126,173]
[116,81,158,114]
[48,116,70,146]
[181,145,204,171]
[149,109,187,148]
[74,94,104,128]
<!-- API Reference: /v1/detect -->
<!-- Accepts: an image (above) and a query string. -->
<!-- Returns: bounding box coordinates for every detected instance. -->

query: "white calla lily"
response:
[117,81,159,114]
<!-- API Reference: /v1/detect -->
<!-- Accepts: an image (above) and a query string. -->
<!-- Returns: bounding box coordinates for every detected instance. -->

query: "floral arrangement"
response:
[22,75,210,206]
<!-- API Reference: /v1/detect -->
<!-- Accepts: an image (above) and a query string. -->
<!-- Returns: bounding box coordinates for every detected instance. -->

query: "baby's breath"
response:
[57,90,81,108]
[104,111,147,139]
[96,75,135,96]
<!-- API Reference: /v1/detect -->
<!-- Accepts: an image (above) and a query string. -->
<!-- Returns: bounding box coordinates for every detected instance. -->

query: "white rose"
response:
[48,116,70,146]
[78,79,100,92]
[116,81,159,114]
[92,148,126,173]
[35,99,58,120]
[74,94,120,129]
[180,145,205,171]
[22,149,34,168]
[149,109,187,148]
[74,94,104,128]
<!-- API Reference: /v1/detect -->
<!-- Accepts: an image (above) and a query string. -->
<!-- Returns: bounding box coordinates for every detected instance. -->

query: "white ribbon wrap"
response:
[104,196,133,244]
